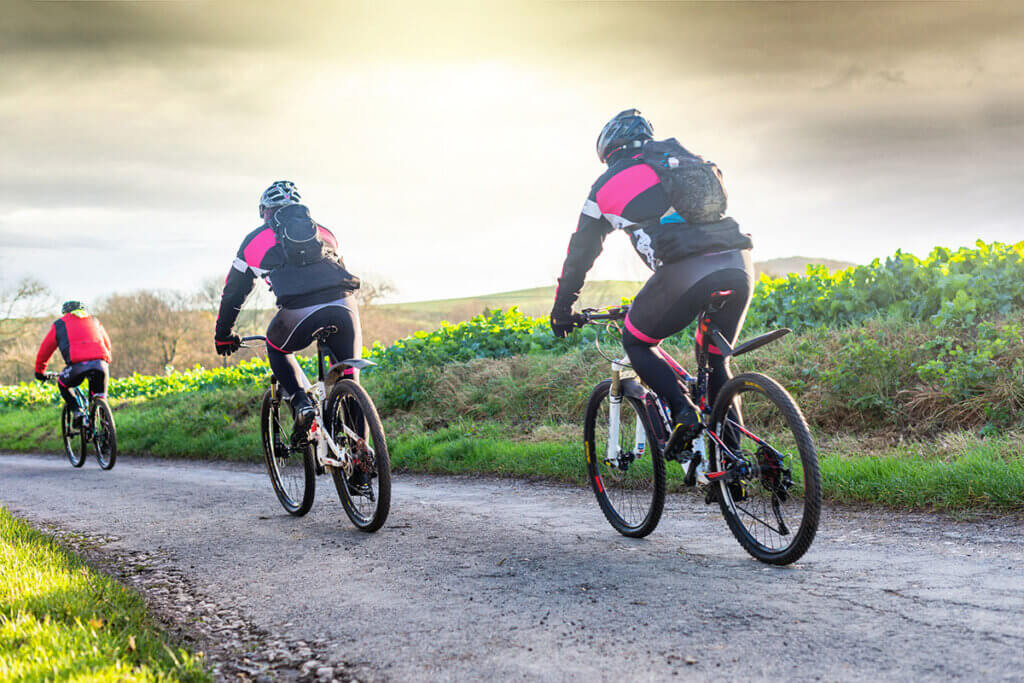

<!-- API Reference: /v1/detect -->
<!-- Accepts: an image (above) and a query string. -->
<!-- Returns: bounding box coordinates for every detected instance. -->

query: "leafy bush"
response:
[747,240,1024,330]
[4,241,1023,426]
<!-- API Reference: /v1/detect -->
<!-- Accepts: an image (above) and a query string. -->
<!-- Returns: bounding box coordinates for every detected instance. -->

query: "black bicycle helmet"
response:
[259,180,302,217]
[61,300,85,315]
[596,108,654,163]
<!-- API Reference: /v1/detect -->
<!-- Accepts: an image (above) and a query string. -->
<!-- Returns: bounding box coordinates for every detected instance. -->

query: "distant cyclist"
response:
[214,180,362,432]
[35,301,113,426]
[550,109,754,453]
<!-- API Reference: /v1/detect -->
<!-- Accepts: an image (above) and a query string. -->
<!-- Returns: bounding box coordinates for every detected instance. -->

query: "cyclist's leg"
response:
[625,254,752,442]
[320,301,361,382]
[266,300,358,423]
[56,364,88,422]
[624,253,741,420]
[266,306,319,426]
[82,361,109,401]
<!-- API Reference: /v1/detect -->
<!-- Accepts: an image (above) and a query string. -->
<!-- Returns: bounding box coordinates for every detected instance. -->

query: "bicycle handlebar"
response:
[577,305,630,325]
[239,335,267,349]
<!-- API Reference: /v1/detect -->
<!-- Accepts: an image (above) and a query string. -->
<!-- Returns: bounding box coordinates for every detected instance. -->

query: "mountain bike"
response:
[241,329,391,532]
[578,291,821,565]
[46,374,117,470]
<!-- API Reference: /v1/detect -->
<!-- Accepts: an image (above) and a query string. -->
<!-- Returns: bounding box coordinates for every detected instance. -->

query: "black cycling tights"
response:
[57,360,109,409]
[265,304,362,399]
[622,268,752,420]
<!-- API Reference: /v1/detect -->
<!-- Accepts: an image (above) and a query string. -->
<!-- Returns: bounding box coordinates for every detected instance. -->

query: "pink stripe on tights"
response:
[624,314,662,345]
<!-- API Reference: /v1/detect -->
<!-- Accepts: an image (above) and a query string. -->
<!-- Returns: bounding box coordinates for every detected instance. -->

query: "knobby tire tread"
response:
[327,380,391,532]
[93,398,117,470]
[260,389,315,516]
[710,372,821,565]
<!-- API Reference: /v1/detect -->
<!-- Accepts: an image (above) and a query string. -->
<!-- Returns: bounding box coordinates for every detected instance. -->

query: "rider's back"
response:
[36,311,111,372]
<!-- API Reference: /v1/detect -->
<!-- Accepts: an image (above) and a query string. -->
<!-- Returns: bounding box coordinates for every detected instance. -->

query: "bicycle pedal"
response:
[666,448,694,464]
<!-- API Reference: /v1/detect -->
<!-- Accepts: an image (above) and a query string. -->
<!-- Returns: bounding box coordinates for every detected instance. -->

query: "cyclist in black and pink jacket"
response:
[550,109,755,451]
[215,181,361,430]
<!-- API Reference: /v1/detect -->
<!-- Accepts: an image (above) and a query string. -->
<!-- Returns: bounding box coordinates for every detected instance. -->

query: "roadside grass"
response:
[2,365,1022,512]
[0,507,209,681]
[386,419,1024,512]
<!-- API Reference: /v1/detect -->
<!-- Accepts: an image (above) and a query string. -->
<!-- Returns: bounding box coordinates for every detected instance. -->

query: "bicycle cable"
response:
[592,319,634,368]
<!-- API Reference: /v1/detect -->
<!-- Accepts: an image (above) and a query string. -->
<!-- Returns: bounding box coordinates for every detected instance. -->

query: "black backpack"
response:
[271,204,325,266]
[641,138,727,224]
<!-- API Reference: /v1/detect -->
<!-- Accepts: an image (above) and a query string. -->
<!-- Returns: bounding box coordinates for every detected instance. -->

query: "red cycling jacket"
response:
[35,311,113,374]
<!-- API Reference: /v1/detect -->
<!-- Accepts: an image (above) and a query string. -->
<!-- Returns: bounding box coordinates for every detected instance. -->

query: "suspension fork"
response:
[605,358,631,463]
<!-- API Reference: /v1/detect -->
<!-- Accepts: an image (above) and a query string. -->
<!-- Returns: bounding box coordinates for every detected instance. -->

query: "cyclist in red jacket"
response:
[35,301,113,425]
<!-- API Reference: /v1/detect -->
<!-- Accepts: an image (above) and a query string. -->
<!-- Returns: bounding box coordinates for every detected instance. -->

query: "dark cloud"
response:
[1,0,1022,297]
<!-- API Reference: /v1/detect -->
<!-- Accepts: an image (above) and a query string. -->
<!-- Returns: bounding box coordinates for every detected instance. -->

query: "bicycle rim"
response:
[260,389,315,516]
[709,372,821,565]
[584,379,665,538]
[328,380,391,532]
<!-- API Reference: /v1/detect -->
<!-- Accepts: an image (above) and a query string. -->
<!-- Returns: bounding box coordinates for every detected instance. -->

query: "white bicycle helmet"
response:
[259,180,302,217]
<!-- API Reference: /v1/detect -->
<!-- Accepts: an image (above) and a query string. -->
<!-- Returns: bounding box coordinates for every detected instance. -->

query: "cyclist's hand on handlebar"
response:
[214,333,242,356]
[550,300,583,338]
[35,371,49,382]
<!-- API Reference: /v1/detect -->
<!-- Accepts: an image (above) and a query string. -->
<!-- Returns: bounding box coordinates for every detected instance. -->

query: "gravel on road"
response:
[1,454,1022,682]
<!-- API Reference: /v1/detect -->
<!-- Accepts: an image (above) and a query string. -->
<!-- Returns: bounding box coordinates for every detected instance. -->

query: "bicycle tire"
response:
[260,388,315,516]
[709,372,821,565]
[61,404,86,468]
[92,398,117,470]
[583,379,666,538]
[326,380,391,532]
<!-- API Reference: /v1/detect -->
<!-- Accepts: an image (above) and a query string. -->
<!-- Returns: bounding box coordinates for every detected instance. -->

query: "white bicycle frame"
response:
[285,363,374,479]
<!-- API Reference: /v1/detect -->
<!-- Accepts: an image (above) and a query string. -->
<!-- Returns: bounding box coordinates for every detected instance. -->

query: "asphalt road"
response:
[1,453,1022,681]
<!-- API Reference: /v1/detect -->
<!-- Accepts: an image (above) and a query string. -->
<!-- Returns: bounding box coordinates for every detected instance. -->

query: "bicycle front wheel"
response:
[92,399,117,470]
[61,404,86,468]
[326,380,391,532]
[583,379,665,538]
[709,372,821,565]
[260,388,315,516]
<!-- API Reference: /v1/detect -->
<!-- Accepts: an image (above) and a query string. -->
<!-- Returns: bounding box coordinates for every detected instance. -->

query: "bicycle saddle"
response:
[311,325,339,341]
[705,289,736,314]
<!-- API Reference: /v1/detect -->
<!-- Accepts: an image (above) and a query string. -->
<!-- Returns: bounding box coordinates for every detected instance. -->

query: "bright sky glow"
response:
[1,1,1022,304]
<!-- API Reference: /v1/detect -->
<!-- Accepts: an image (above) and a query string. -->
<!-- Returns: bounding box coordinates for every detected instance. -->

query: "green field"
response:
[0,507,208,681]
[3,241,1024,513]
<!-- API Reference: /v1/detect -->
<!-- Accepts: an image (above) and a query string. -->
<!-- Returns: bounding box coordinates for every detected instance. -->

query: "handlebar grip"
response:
[240,335,267,343]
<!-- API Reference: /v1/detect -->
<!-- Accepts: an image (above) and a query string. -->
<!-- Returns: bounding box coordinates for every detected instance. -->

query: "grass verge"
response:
[0,506,209,681]
[2,386,1022,513]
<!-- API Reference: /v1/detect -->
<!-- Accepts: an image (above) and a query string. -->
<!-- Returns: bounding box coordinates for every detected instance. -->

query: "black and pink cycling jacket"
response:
[215,222,342,339]
[553,155,678,314]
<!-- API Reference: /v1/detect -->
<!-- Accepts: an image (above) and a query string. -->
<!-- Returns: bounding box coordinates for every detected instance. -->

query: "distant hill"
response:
[363,261,853,346]
[754,256,857,279]
[364,280,643,346]
[379,280,643,319]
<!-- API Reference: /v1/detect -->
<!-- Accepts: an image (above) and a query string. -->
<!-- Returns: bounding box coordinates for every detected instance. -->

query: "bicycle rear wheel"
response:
[61,404,86,468]
[260,388,315,516]
[326,380,391,532]
[583,379,666,538]
[708,372,821,565]
[91,399,117,470]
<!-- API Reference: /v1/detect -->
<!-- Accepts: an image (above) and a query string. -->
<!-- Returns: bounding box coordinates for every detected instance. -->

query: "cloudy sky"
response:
[2,1,1022,304]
